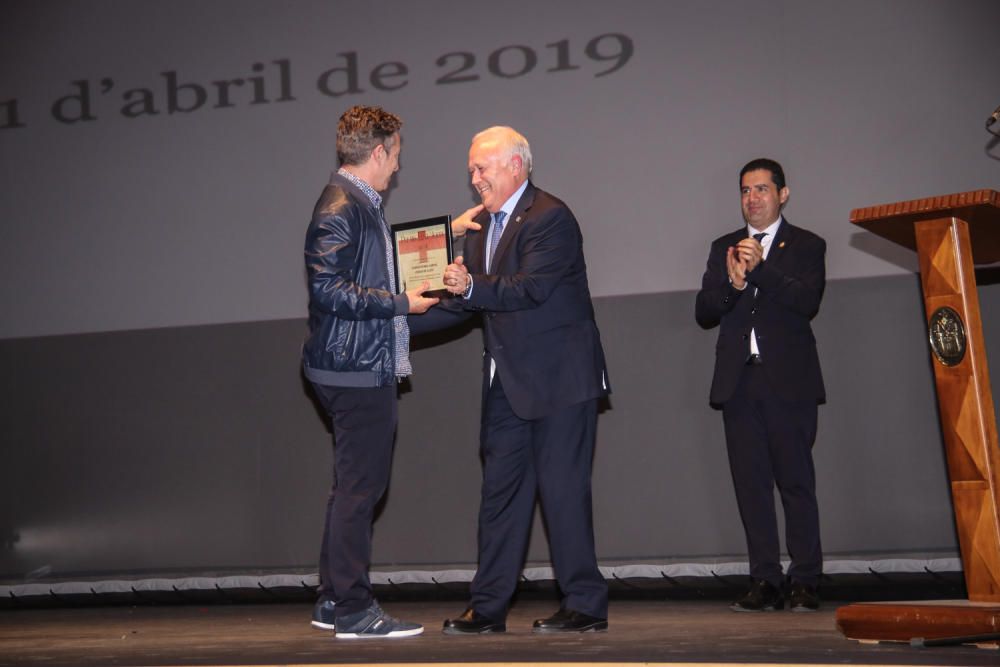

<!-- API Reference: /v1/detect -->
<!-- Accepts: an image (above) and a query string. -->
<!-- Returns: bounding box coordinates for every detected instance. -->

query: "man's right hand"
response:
[406,281,440,314]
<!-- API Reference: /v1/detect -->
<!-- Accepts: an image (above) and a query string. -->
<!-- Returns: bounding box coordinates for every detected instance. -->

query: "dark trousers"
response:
[722,364,822,588]
[311,383,397,617]
[470,374,607,621]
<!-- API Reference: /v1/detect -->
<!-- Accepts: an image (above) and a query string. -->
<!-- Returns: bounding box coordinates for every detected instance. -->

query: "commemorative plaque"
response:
[391,215,453,298]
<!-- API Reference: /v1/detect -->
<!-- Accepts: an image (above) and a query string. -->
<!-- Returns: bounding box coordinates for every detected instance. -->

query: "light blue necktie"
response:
[487,211,507,273]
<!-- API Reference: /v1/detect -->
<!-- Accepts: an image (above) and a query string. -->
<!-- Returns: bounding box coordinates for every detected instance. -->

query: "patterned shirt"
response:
[337,168,412,378]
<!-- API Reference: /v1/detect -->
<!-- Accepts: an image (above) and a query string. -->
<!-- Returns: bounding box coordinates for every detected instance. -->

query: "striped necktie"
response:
[487,211,507,273]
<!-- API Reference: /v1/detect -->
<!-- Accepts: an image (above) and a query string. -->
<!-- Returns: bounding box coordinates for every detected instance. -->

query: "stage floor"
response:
[1,599,996,666]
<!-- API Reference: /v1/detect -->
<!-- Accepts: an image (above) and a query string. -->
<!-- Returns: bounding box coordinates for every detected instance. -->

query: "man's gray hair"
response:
[472,126,533,174]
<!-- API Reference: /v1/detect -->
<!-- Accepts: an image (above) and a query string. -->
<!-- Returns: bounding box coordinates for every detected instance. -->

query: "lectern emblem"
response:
[928,307,966,367]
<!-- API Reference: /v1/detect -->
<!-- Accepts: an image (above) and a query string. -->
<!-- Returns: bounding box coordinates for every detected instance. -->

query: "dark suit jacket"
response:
[694,218,826,407]
[409,182,609,420]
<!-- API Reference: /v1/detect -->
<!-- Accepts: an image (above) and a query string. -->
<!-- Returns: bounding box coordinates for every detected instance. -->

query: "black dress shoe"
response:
[730,579,783,612]
[789,582,820,612]
[532,608,608,633]
[442,608,506,634]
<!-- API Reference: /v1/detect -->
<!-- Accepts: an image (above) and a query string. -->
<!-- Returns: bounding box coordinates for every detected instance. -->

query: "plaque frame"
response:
[390,215,453,298]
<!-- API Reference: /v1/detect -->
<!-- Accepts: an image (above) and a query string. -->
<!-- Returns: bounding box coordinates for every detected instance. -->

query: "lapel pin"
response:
[779,241,786,248]
[516,215,522,223]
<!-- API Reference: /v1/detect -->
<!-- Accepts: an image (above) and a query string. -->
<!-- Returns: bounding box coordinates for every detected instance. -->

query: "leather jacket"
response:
[301,173,407,388]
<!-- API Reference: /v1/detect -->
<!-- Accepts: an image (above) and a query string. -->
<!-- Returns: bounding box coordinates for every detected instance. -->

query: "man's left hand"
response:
[444,257,470,295]
[735,237,764,272]
[405,281,440,313]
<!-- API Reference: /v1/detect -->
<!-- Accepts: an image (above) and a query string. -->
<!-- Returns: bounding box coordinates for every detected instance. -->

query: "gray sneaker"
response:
[311,598,336,630]
[335,601,424,639]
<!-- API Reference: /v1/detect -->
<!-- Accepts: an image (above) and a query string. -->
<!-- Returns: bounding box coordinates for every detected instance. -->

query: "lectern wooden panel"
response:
[837,190,1000,647]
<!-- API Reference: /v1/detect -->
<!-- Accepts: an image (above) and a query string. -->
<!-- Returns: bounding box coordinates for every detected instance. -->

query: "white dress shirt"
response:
[748,216,783,356]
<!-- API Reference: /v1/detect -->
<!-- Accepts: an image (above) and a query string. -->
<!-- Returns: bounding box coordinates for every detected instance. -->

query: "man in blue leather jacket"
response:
[301,105,438,639]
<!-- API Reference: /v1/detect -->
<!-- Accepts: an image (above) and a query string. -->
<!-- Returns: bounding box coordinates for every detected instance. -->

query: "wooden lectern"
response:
[836,189,1000,647]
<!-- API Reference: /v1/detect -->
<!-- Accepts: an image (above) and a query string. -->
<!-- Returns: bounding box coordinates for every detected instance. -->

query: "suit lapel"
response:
[765,218,794,267]
[490,182,534,271]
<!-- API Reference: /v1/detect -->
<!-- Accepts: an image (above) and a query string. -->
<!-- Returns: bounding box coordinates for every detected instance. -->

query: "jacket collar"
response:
[329,171,381,214]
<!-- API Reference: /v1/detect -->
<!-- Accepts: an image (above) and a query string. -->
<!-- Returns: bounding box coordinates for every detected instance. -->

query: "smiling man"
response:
[695,158,826,614]
[410,126,610,634]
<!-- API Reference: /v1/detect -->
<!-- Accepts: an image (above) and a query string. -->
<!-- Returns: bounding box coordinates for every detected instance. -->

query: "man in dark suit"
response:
[695,158,825,612]
[411,126,609,634]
